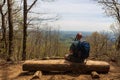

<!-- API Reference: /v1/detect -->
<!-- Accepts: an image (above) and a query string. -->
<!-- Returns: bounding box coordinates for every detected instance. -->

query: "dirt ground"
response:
[0,60,120,80]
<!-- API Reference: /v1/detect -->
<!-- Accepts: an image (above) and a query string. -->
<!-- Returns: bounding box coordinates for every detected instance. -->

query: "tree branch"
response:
[1,0,6,7]
[27,0,38,13]
[0,0,6,12]
[12,8,21,15]
[99,1,116,11]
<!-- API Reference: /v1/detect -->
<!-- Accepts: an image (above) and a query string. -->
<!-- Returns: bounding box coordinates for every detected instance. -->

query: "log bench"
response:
[22,59,110,73]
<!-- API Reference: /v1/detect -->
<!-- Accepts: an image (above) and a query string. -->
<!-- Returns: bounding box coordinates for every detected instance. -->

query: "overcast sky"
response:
[29,0,114,32]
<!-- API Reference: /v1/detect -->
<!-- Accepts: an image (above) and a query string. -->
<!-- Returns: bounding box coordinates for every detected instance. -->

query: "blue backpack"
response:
[78,41,90,59]
[70,40,90,59]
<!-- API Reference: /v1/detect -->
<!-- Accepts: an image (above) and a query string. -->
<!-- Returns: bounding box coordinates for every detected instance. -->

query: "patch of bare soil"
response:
[0,60,120,80]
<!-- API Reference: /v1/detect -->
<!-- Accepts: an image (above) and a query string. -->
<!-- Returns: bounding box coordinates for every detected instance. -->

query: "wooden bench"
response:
[22,59,110,73]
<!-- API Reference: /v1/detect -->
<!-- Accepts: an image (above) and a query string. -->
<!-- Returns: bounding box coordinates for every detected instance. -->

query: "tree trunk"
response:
[22,0,27,60]
[0,7,7,52]
[1,15,6,40]
[23,59,110,73]
[7,0,13,61]
[116,35,120,50]
[22,0,37,60]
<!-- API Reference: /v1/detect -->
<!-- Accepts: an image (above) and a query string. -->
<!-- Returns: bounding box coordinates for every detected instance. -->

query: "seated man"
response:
[65,32,90,63]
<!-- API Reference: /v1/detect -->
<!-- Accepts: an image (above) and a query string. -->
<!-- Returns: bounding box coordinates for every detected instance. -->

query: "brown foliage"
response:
[86,31,120,65]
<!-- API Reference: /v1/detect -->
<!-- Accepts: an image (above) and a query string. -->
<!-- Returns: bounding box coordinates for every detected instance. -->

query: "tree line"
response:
[0,0,120,65]
[94,0,120,50]
[0,0,59,61]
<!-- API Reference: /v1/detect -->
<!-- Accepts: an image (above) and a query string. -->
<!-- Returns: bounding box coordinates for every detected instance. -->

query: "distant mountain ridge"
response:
[59,31,92,41]
[59,31,115,42]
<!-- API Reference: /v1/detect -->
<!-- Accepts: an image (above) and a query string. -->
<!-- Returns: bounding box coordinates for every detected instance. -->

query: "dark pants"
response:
[65,54,84,63]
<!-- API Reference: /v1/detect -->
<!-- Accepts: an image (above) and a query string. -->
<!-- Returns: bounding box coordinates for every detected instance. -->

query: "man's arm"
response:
[69,43,75,54]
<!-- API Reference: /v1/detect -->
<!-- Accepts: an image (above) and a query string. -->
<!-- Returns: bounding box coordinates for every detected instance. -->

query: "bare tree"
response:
[7,0,14,61]
[86,32,109,59]
[0,0,7,56]
[22,0,38,60]
[0,0,7,41]
[95,0,120,50]
[22,0,58,60]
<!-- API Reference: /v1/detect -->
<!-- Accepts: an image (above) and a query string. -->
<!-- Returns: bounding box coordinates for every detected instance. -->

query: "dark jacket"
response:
[70,40,82,58]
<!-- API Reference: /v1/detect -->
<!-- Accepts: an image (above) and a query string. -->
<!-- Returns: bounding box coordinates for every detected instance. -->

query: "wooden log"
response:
[30,71,42,80]
[22,59,110,73]
[91,71,100,78]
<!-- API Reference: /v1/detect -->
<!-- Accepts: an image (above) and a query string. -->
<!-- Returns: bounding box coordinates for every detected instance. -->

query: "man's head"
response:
[76,32,82,40]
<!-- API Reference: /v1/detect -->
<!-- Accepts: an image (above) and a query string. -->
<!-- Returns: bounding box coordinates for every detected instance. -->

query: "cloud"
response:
[38,2,102,14]
[29,0,114,31]
[54,20,112,31]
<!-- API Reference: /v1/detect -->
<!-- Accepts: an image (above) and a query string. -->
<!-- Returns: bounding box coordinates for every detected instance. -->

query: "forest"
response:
[0,0,120,80]
[0,0,120,64]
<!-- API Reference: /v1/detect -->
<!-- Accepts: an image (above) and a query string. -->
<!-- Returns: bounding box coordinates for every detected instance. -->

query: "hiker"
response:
[65,32,90,63]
